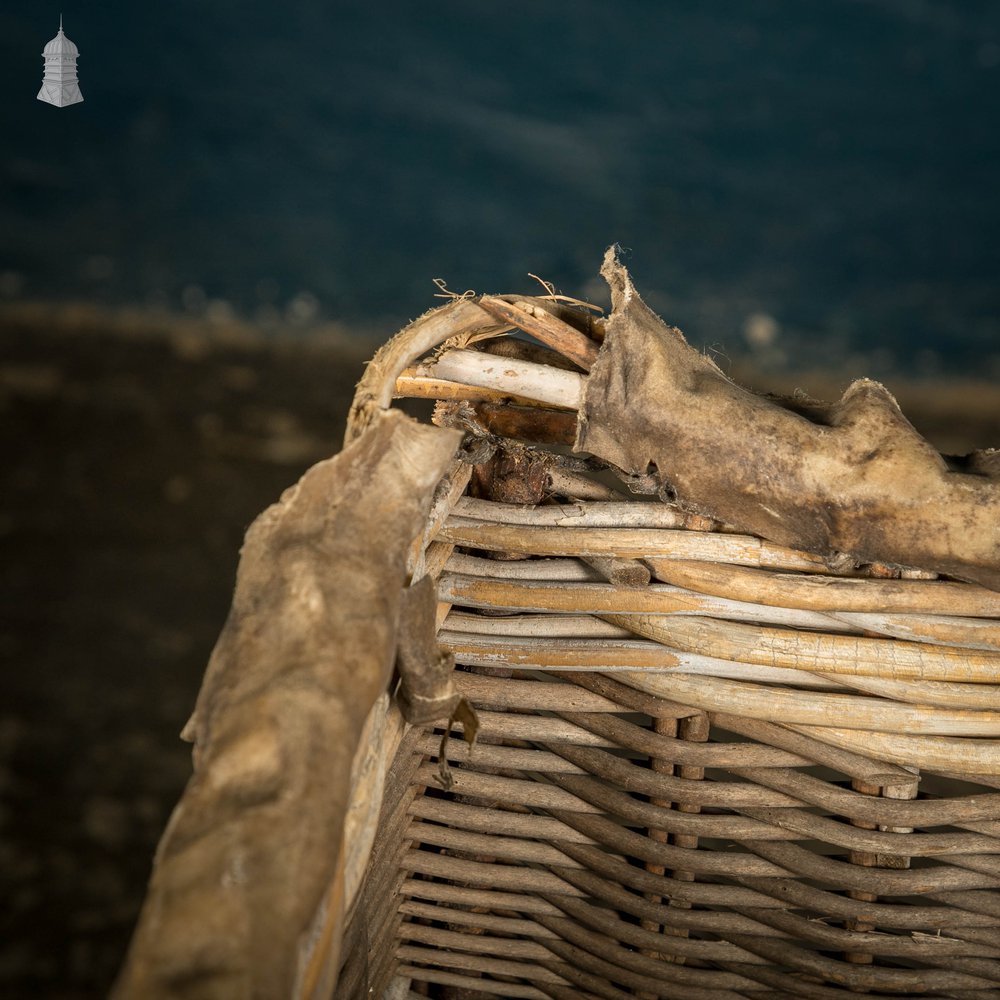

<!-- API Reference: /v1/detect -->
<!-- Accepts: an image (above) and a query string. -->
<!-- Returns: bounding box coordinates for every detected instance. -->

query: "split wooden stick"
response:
[418,348,584,410]
[478,295,600,371]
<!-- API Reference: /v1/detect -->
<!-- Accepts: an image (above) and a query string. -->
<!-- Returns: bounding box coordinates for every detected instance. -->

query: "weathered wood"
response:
[617,671,1000,736]
[439,517,846,573]
[477,295,600,371]
[582,556,652,587]
[443,610,633,637]
[419,347,585,409]
[395,370,559,409]
[651,559,1000,618]
[832,611,1000,651]
[601,613,1000,684]
[347,297,501,441]
[437,572,854,631]
[784,725,1000,775]
[440,630,846,688]
[469,399,579,445]
[452,496,690,528]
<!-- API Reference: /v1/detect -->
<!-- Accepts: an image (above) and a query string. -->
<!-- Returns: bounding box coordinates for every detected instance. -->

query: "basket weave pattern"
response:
[336,280,1000,998]
[109,264,1000,999]
[341,484,1000,998]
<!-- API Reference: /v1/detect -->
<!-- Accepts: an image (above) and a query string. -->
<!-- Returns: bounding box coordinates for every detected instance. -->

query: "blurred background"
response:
[3,0,1000,373]
[1,1,999,996]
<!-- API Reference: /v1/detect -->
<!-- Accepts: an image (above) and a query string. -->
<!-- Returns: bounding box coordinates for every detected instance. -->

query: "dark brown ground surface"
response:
[1,306,997,998]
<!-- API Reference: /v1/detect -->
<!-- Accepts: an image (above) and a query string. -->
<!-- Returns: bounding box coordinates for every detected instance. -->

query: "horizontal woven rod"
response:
[559,839,997,930]
[544,745,802,808]
[401,848,586,897]
[452,495,691,528]
[445,609,633,638]
[419,348,585,408]
[538,955,752,1000]
[738,837,1000,894]
[942,772,1000,792]
[946,925,1000,950]
[470,709,618,746]
[716,958,966,1000]
[453,671,621,712]
[558,668,707,717]
[547,466,627,502]
[534,981,631,1000]
[930,890,1000,919]
[550,809,791,878]
[542,892,768,965]
[833,611,1000,652]
[398,945,569,985]
[741,878,1000,933]
[394,372,566,409]
[729,764,1000,826]
[947,854,1000,879]
[733,917,989,981]
[784,723,1000,775]
[723,929,1000,993]
[532,913,761,995]
[602,612,1000,684]
[452,643,1000,714]
[951,819,1000,839]
[818,671,1000,711]
[412,764,604,813]
[460,665,696,720]
[408,796,598,844]
[443,630,847,688]
[732,767,1000,828]
[446,551,604,581]
[396,964,551,999]
[438,572,848,631]
[617,671,1000,735]
[413,733,592,774]
[541,769,800,840]
[738,806,1000,857]
[713,712,927,784]
[441,518,827,573]
[399,900,559,940]
[654,559,1000,618]
[400,879,565,916]
[550,863,796,938]
[401,921,557,961]
[558,710,811,767]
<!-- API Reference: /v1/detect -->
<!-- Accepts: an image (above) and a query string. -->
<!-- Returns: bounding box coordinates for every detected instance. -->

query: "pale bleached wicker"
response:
[336,288,1000,1000]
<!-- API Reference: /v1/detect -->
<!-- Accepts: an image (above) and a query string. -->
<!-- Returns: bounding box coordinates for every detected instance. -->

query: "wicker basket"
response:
[115,255,1000,1000]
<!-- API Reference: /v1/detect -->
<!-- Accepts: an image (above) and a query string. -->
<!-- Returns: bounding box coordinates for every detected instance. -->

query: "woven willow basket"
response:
[116,254,1000,1000]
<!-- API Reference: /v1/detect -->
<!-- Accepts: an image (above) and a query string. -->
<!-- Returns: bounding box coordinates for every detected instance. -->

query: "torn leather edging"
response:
[575,248,1000,591]
[113,410,462,1000]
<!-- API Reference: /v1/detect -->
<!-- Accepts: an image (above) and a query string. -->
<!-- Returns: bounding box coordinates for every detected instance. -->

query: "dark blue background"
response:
[2,1,999,372]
